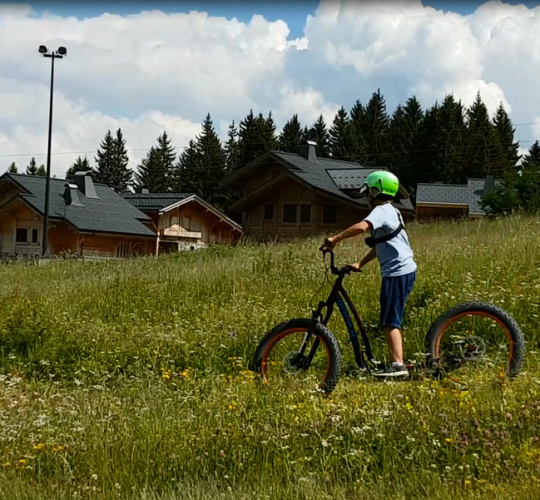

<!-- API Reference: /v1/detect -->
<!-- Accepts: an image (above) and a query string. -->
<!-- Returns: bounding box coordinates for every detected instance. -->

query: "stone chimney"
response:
[62,183,83,206]
[483,174,495,195]
[142,187,150,194]
[74,171,99,198]
[298,140,317,161]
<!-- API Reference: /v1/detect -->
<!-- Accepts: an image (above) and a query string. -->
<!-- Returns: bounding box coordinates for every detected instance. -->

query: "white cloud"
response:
[0,0,539,178]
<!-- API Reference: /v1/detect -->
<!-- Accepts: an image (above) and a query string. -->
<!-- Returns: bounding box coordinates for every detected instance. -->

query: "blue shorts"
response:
[379,271,416,329]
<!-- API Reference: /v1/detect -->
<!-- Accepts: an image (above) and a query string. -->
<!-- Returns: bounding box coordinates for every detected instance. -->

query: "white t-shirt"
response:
[363,203,417,278]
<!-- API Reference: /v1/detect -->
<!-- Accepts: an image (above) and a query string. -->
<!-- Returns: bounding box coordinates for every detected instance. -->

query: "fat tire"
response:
[425,301,526,378]
[251,318,342,395]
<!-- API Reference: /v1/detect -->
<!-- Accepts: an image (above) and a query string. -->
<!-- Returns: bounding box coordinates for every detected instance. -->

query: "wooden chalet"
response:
[0,171,156,258]
[221,140,414,241]
[122,191,242,253]
[415,175,499,221]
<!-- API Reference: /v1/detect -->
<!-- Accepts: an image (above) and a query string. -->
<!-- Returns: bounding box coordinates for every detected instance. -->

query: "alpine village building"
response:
[221,140,414,241]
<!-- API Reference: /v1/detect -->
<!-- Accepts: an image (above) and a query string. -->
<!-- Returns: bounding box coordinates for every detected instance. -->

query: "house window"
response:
[31,228,39,244]
[283,204,297,223]
[116,241,130,258]
[15,228,28,243]
[300,204,311,224]
[183,215,191,230]
[264,204,274,220]
[322,204,338,224]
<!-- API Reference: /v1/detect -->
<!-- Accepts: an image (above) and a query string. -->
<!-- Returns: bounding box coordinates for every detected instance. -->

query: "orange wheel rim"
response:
[433,311,515,375]
[260,327,332,388]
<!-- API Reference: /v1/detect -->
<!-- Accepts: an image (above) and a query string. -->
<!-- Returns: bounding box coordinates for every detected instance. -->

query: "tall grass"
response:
[0,215,539,499]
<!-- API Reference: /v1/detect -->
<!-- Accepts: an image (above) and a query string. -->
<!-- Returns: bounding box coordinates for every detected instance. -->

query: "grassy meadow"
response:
[1,215,540,499]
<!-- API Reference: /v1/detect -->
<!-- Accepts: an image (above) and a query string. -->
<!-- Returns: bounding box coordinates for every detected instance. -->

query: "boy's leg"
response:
[382,326,404,364]
[374,271,416,378]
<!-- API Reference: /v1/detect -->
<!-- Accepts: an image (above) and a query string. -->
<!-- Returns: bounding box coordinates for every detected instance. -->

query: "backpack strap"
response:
[365,206,404,248]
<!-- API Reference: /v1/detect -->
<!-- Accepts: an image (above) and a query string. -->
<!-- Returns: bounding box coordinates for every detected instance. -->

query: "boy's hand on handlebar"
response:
[344,262,362,274]
[320,237,336,251]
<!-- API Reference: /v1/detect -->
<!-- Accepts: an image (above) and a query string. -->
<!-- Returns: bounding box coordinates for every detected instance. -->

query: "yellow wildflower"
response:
[179,368,191,378]
[33,443,45,451]
[18,459,27,466]
[52,445,64,453]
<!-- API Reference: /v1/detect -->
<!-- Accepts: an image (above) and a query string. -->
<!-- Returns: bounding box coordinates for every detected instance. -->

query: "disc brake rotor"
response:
[282,351,305,375]
[462,335,487,360]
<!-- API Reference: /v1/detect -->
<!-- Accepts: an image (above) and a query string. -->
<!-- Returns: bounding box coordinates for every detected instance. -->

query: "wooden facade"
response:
[0,173,156,259]
[222,144,415,241]
[122,193,243,254]
[415,203,469,222]
[0,197,154,258]
[157,198,242,253]
[240,176,370,241]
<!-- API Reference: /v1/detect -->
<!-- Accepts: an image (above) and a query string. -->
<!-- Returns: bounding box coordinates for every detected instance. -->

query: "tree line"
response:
[7,157,47,176]
[5,89,540,215]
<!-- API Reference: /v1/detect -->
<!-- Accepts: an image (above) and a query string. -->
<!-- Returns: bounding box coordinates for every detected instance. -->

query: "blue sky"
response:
[29,0,540,39]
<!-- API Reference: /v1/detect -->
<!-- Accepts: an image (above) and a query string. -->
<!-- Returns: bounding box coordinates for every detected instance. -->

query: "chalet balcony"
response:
[161,227,202,239]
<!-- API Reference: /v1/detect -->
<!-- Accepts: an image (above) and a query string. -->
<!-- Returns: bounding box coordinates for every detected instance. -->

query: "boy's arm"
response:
[353,247,376,270]
[326,220,372,247]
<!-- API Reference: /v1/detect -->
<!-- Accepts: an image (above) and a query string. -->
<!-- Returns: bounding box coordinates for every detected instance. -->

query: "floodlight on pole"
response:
[38,45,67,257]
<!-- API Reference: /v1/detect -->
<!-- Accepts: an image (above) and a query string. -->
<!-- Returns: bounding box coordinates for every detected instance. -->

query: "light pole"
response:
[38,44,67,257]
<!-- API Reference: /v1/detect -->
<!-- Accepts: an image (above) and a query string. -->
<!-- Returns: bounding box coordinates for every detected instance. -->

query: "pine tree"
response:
[416,101,445,184]
[195,114,227,207]
[464,92,494,179]
[8,162,18,173]
[521,140,540,170]
[349,100,366,163]
[174,114,227,209]
[26,157,40,175]
[237,110,257,168]
[93,130,116,186]
[255,111,277,155]
[237,109,277,167]
[224,121,241,171]
[492,102,521,172]
[360,89,390,166]
[329,106,353,161]
[173,139,199,194]
[134,132,175,192]
[301,126,310,142]
[94,128,132,192]
[278,114,304,153]
[66,156,92,181]
[387,97,425,188]
[437,94,467,183]
[306,115,330,158]
[36,165,46,176]
[486,125,507,178]
[111,128,132,192]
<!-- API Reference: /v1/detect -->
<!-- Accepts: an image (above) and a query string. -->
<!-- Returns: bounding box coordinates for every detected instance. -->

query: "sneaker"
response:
[372,363,409,378]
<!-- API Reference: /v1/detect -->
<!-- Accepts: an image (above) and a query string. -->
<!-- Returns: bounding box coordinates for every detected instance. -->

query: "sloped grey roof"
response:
[416,177,503,215]
[467,179,487,215]
[326,167,383,189]
[270,151,413,212]
[3,173,155,237]
[416,183,469,204]
[123,193,193,211]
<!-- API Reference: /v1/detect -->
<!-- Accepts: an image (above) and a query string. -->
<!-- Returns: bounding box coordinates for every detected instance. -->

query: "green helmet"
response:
[360,170,400,198]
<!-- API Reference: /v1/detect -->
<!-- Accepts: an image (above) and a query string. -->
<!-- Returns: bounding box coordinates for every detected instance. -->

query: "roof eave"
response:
[162,195,242,232]
[220,151,300,188]
[415,202,469,207]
